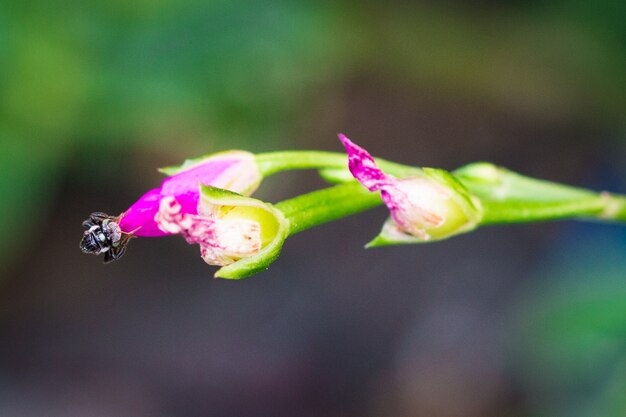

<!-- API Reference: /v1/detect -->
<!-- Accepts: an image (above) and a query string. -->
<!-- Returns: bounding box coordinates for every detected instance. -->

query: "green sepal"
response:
[367,168,483,247]
[423,168,483,219]
[366,218,430,247]
[199,185,288,280]
[159,150,255,176]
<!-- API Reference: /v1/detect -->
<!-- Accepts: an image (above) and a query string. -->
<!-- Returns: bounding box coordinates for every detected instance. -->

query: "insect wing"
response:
[82,212,113,228]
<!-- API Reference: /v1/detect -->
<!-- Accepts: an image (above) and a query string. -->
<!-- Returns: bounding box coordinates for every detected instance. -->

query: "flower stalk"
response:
[81,135,626,279]
[275,182,382,235]
[454,162,626,224]
[255,151,420,178]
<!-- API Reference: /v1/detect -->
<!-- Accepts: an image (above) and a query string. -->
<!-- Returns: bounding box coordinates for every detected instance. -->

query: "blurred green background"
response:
[1,1,625,416]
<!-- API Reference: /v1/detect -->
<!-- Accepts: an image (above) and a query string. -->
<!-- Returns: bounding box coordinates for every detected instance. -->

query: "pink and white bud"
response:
[201,219,262,266]
[154,196,263,266]
[119,151,261,237]
[339,134,482,243]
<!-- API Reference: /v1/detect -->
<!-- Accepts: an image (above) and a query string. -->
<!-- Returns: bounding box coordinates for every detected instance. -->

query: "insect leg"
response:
[104,244,127,263]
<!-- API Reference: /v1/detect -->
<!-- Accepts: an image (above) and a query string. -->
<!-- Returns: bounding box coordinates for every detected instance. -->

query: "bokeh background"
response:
[1,1,625,416]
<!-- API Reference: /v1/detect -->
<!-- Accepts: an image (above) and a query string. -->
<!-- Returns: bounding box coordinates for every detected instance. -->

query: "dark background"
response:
[1,1,625,416]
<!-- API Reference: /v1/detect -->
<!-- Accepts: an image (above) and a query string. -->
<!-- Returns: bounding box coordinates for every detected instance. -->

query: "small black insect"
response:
[80,212,132,263]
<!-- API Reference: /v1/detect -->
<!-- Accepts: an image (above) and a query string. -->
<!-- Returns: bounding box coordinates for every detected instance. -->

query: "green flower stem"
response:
[454,163,626,225]
[273,185,626,243]
[275,182,383,236]
[274,182,626,243]
[453,162,598,202]
[602,193,626,221]
[256,151,418,178]
[258,153,626,233]
[481,194,626,225]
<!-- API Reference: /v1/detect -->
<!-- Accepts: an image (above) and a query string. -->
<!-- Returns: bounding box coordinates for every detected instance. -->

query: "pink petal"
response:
[119,189,199,236]
[155,196,261,266]
[338,133,403,218]
[118,153,259,237]
[338,134,442,239]
[118,188,164,236]
[160,159,236,197]
[338,134,390,191]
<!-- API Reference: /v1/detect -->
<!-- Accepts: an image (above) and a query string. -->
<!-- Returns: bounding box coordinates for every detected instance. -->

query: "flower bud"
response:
[152,185,287,277]
[338,134,482,245]
[119,150,261,237]
[155,195,263,266]
[199,186,288,278]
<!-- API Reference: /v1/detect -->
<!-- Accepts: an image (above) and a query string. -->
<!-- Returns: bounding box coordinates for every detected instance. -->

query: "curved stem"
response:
[256,151,346,176]
[481,197,606,225]
[275,182,383,235]
[262,153,626,236]
[256,151,419,178]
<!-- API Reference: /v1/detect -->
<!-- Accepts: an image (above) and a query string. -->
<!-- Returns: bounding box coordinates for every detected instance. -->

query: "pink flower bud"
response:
[154,196,262,266]
[339,134,482,243]
[118,151,261,237]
